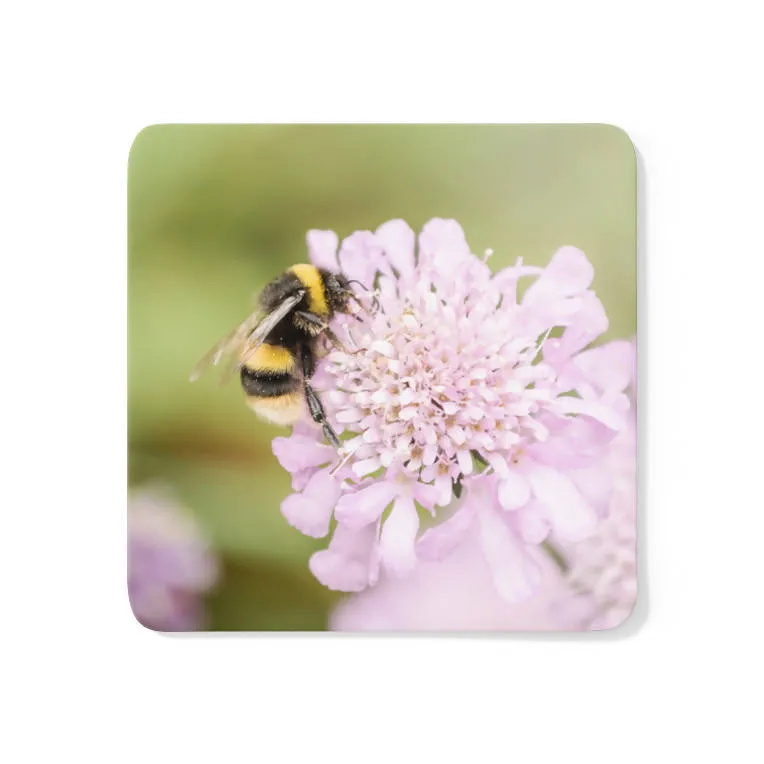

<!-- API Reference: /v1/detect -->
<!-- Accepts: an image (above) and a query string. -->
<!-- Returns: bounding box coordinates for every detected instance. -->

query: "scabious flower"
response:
[273,219,633,602]
[330,398,637,632]
[127,487,219,631]
[558,377,637,630]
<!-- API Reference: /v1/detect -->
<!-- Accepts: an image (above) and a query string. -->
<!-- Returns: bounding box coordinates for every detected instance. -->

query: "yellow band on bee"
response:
[290,263,328,316]
[243,343,295,373]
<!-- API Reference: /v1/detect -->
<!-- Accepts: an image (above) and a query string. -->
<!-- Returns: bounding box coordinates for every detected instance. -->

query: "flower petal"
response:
[412,481,449,510]
[334,480,398,530]
[290,468,315,493]
[375,219,415,280]
[477,505,541,602]
[497,469,531,510]
[309,522,379,592]
[555,291,609,359]
[418,218,471,272]
[508,501,551,544]
[550,395,623,431]
[338,230,384,286]
[491,263,544,306]
[272,433,334,473]
[422,474,454,507]
[416,504,475,561]
[306,229,338,270]
[379,495,419,577]
[280,469,342,538]
[528,246,594,298]
[519,247,596,335]
[526,463,598,542]
[572,339,635,395]
[529,415,615,468]
[569,463,614,519]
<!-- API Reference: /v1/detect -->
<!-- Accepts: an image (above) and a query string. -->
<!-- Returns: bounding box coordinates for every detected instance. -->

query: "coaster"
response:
[128,124,637,632]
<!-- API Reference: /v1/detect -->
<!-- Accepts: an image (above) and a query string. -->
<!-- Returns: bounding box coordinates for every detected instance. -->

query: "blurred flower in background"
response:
[128,487,219,631]
[274,219,632,605]
[560,365,637,630]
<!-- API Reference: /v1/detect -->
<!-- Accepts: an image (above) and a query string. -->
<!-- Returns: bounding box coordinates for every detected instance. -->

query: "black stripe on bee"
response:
[240,368,300,398]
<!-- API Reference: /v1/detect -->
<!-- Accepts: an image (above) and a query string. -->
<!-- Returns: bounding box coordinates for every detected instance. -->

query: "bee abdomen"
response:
[240,368,300,398]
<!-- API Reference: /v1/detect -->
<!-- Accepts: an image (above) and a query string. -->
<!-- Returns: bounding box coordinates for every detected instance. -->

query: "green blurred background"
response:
[127,124,636,630]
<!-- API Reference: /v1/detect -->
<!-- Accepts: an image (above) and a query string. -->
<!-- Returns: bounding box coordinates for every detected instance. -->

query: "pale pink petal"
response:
[309,522,379,592]
[433,474,454,506]
[497,469,531,510]
[379,495,419,577]
[527,246,594,298]
[486,453,510,478]
[272,433,334,473]
[609,391,632,419]
[555,291,609,358]
[375,219,415,279]
[572,339,635,395]
[418,218,471,270]
[291,468,316,493]
[526,463,598,542]
[519,248,597,336]
[569,463,614,519]
[334,480,398,529]
[306,229,339,270]
[280,469,342,538]
[417,504,476,561]
[338,230,384,287]
[550,395,623,431]
[530,415,615,468]
[352,456,382,478]
[508,501,551,544]
[477,505,541,602]
[491,263,544,305]
[412,481,447,510]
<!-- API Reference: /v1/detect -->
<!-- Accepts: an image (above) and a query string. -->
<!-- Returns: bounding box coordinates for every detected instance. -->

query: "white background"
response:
[2,2,762,762]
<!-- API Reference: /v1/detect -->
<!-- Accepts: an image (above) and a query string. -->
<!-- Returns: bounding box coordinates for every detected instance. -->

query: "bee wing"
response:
[234,290,306,373]
[188,309,264,383]
[189,289,305,385]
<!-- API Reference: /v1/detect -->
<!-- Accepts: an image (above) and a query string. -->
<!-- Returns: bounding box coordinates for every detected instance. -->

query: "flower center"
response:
[324,275,555,484]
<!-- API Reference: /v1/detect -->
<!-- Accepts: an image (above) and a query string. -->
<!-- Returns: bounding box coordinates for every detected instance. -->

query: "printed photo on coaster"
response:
[127,124,637,632]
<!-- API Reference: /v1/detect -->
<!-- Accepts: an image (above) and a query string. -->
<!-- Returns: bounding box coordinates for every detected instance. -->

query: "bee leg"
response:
[300,342,341,449]
[304,383,341,449]
[293,310,357,353]
[293,310,328,338]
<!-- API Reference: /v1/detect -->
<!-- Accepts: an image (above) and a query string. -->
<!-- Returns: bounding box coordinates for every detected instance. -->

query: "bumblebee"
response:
[190,264,365,448]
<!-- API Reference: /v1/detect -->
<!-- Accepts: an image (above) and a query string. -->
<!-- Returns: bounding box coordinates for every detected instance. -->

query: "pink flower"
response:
[330,411,637,631]
[558,402,637,630]
[128,487,219,631]
[273,219,632,602]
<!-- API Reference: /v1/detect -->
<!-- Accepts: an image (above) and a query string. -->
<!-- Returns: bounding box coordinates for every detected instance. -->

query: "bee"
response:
[190,263,368,449]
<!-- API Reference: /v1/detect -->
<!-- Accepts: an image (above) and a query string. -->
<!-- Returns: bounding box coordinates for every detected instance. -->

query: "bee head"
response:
[321,270,379,316]
[322,271,352,314]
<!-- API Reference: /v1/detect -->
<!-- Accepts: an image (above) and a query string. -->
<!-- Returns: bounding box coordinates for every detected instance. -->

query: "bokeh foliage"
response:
[127,124,636,630]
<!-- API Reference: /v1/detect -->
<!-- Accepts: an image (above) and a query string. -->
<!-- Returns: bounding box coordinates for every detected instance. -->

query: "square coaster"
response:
[128,124,637,632]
